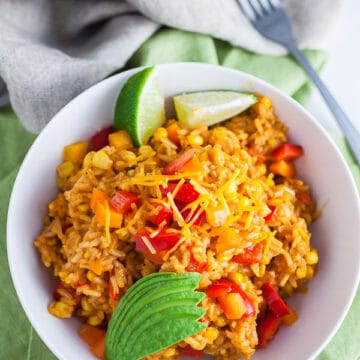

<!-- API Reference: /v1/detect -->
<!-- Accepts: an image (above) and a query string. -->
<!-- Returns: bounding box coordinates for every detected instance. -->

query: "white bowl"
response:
[7,63,360,360]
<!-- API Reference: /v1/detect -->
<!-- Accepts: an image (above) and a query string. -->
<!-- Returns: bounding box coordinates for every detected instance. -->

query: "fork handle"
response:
[288,44,360,164]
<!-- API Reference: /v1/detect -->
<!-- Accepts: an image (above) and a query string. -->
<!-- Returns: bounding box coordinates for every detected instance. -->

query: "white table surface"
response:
[307,0,360,134]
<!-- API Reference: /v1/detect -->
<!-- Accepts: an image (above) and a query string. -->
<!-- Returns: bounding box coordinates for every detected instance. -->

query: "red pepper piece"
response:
[232,243,263,265]
[160,182,199,203]
[179,345,204,358]
[271,144,303,161]
[147,202,173,225]
[53,282,81,305]
[162,149,196,175]
[261,282,290,318]
[186,256,207,273]
[207,279,256,318]
[257,310,282,348]
[264,205,276,223]
[90,126,115,151]
[135,228,180,254]
[110,190,140,214]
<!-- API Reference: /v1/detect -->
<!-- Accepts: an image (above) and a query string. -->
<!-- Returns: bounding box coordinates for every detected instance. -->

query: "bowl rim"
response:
[7,62,360,360]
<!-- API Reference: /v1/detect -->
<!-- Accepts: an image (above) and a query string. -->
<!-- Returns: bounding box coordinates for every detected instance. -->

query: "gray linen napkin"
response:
[0,0,342,133]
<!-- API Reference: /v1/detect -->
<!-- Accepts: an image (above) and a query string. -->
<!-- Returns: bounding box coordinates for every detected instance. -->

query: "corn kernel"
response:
[81,298,92,311]
[228,272,243,286]
[306,249,319,265]
[238,196,251,208]
[49,301,73,318]
[296,266,307,279]
[57,161,75,178]
[109,130,133,150]
[214,315,227,327]
[84,250,90,259]
[163,348,177,357]
[260,96,272,109]
[205,327,219,342]
[86,270,96,282]
[153,127,168,141]
[83,151,95,168]
[87,313,103,326]
[187,134,204,147]
[63,141,89,164]
[92,150,113,170]
[306,265,314,279]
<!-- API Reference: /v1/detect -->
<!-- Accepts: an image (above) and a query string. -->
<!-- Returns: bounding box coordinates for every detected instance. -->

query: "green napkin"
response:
[1,28,358,360]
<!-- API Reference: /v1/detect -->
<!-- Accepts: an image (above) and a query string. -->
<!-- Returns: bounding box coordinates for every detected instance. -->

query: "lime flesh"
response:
[174,90,257,128]
[114,66,165,146]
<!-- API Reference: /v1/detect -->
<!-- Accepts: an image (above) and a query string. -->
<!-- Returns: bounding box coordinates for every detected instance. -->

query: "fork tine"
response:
[237,0,256,21]
[256,0,272,13]
[267,0,280,9]
[247,0,265,18]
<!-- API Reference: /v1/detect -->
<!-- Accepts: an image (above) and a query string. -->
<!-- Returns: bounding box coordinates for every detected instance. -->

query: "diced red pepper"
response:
[160,182,199,203]
[257,310,282,349]
[162,149,196,175]
[271,144,303,161]
[135,228,180,254]
[79,324,106,359]
[147,201,173,225]
[264,205,276,223]
[53,282,81,305]
[206,279,237,298]
[207,279,255,318]
[232,243,263,265]
[90,126,115,151]
[179,345,204,358]
[261,282,290,318]
[110,190,140,214]
[186,256,207,273]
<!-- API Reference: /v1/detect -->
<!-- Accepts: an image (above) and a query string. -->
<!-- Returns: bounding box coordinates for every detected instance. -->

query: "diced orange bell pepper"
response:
[79,324,106,359]
[63,141,89,164]
[216,228,241,254]
[179,156,203,173]
[269,160,295,178]
[166,122,181,146]
[162,149,196,175]
[218,293,247,320]
[108,130,133,151]
[90,189,123,228]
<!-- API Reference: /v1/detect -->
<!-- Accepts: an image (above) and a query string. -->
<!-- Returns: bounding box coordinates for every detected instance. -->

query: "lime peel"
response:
[114,66,165,146]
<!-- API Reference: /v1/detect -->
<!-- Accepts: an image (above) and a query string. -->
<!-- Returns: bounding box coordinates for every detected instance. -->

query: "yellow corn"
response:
[86,270,96,282]
[81,298,92,312]
[238,196,252,208]
[153,127,168,141]
[214,315,227,328]
[162,348,177,357]
[306,249,319,265]
[228,272,243,286]
[205,327,218,343]
[306,265,314,279]
[187,134,204,147]
[84,250,90,259]
[92,150,113,170]
[87,314,103,326]
[57,161,75,178]
[109,130,133,150]
[83,151,95,168]
[260,96,272,109]
[63,141,89,164]
[296,266,307,279]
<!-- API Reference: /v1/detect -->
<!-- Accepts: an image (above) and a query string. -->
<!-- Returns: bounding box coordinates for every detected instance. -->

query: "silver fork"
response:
[238,0,360,164]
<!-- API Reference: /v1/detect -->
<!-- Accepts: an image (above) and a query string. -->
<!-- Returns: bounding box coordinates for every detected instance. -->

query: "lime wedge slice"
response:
[174,90,257,128]
[114,67,165,146]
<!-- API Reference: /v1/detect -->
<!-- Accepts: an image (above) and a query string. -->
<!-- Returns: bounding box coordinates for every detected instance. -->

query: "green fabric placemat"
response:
[1,28,359,360]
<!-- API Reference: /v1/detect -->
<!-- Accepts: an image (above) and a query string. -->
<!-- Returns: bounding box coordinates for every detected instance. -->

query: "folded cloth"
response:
[1,28,360,360]
[0,0,342,133]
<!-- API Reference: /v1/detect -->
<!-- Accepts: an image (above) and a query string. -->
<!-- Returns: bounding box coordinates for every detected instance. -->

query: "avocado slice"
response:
[105,272,207,360]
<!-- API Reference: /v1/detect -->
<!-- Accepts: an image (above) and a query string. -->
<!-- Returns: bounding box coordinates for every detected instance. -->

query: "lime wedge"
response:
[173,90,257,128]
[114,67,165,146]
